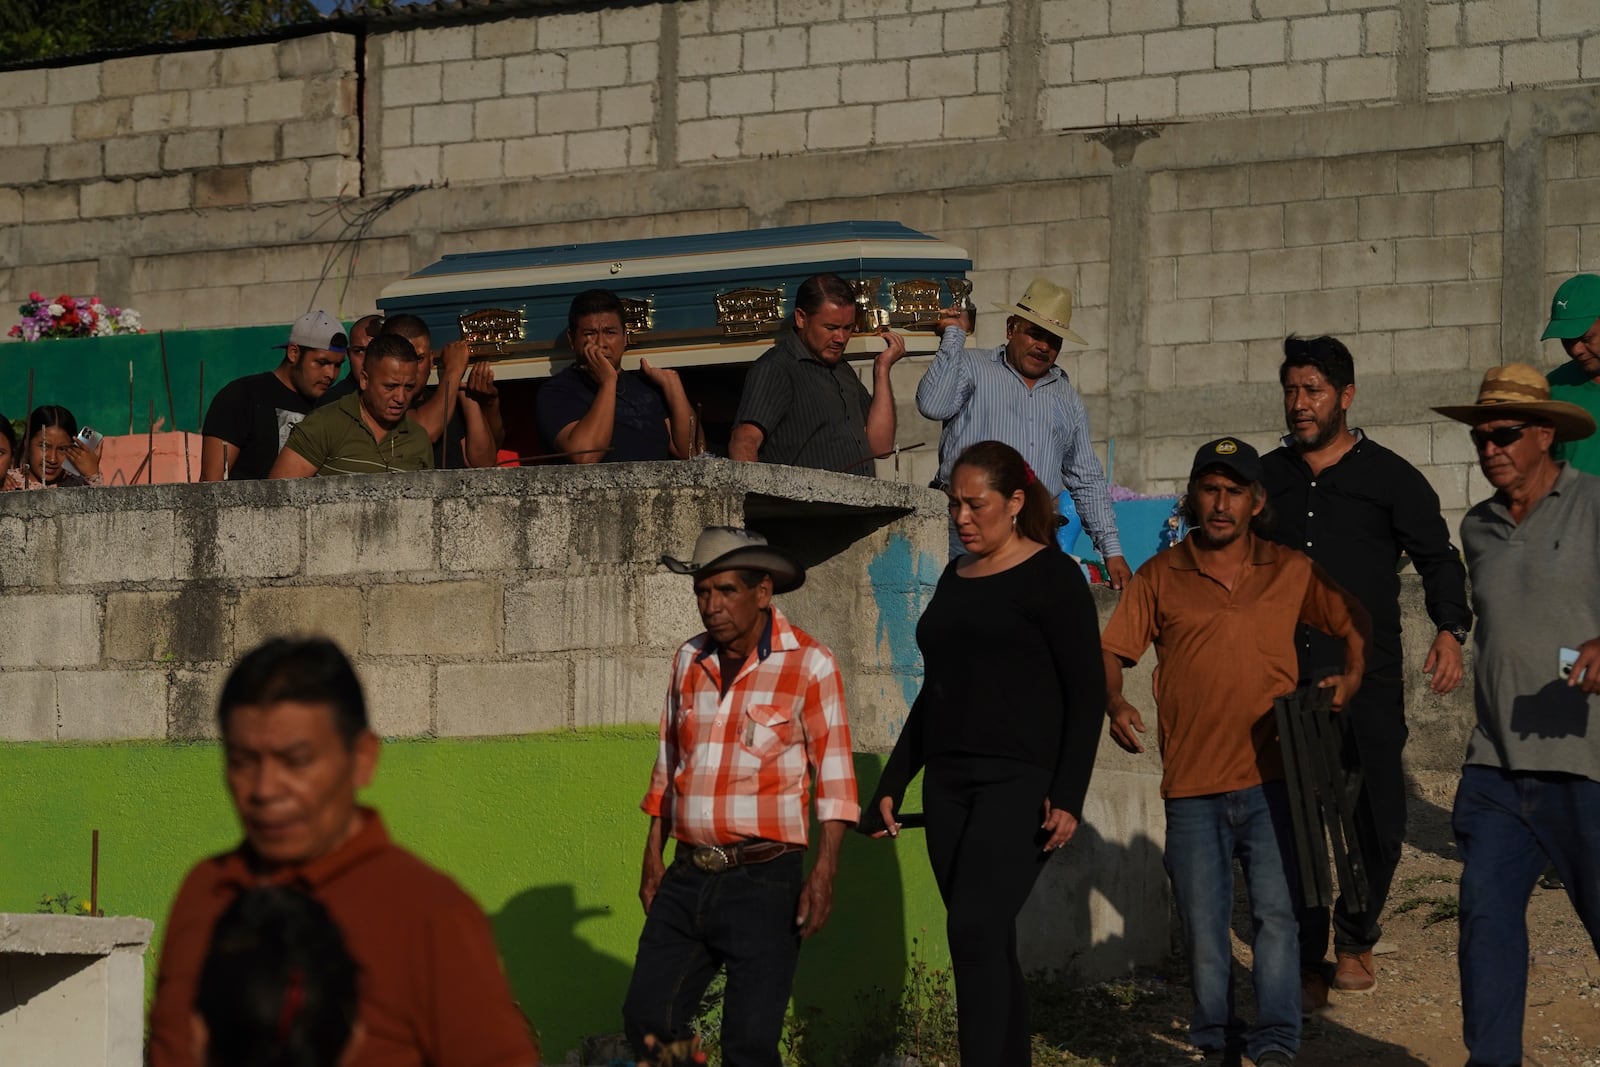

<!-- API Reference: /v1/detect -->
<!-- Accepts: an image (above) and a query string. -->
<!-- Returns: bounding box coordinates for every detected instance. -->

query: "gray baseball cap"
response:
[277,310,348,352]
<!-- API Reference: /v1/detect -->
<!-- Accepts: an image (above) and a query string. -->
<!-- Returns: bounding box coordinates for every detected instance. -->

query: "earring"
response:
[1011,515,1018,528]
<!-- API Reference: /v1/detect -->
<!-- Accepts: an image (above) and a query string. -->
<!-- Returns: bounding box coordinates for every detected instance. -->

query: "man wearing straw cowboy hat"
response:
[622,527,859,1067]
[1433,364,1600,1067]
[917,276,1130,587]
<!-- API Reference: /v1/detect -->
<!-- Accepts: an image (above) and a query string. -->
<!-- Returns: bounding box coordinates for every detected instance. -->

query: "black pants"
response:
[1298,676,1408,964]
[923,755,1053,1067]
[621,851,804,1067]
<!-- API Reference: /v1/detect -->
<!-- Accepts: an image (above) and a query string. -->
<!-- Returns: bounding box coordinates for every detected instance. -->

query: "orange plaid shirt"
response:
[642,605,860,847]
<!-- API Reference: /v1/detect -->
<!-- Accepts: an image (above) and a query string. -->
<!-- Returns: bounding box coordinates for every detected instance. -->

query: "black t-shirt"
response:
[867,548,1108,821]
[201,371,315,480]
[535,366,670,462]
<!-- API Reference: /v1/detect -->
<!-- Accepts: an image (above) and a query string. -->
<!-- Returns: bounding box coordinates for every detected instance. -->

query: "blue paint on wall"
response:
[866,532,940,710]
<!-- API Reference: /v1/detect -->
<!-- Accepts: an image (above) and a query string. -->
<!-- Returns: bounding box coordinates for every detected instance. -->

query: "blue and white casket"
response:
[377,221,972,380]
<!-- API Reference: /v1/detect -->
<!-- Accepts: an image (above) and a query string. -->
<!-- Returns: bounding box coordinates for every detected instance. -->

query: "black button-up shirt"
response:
[1262,430,1471,680]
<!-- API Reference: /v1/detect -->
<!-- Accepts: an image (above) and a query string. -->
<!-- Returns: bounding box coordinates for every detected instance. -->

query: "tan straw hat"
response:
[1432,363,1597,443]
[660,526,805,593]
[993,277,1088,346]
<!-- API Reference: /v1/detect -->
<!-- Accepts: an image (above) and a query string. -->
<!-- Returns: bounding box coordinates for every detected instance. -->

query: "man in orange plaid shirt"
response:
[622,526,860,1066]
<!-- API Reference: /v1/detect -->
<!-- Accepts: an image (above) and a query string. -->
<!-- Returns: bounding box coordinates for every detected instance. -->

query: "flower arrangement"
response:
[8,292,144,341]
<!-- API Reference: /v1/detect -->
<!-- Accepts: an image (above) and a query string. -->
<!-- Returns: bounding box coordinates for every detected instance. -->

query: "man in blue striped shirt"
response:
[917,277,1130,587]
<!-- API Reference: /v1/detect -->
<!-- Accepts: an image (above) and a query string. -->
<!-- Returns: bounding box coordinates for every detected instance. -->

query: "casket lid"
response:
[380,221,969,302]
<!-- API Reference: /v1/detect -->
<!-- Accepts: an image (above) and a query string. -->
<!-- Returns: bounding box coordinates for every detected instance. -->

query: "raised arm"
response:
[863,330,907,457]
[458,363,504,468]
[411,340,471,443]
[915,315,975,421]
[641,359,696,459]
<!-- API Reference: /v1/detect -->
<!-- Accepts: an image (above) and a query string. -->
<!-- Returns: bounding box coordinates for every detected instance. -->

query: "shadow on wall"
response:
[492,883,633,1057]
[1021,819,1171,985]
[790,796,909,1064]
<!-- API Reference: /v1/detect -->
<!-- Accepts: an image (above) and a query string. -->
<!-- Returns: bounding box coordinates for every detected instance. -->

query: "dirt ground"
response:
[1027,794,1600,1067]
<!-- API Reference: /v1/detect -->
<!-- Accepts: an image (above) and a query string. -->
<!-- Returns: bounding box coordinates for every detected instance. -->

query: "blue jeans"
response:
[622,851,804,1067]
[1453,764,1600,1067]
[1164,782,1300,1062]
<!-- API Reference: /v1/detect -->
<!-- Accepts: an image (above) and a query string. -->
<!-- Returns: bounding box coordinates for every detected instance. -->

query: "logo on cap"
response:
[1215,439,1238,454]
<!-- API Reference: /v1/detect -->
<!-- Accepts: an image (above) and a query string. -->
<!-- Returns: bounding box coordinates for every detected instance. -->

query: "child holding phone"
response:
[5,405,103,489]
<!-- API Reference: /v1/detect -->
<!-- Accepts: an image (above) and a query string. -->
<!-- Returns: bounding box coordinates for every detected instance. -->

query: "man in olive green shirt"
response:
[270,334,434,477]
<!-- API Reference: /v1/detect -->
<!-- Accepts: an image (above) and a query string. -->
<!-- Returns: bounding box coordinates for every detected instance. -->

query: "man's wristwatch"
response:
[1441,624,1469,645]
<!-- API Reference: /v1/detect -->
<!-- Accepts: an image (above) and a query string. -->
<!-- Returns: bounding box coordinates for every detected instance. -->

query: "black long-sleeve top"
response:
[1261,432,1472,681]
[867,547,1108,825]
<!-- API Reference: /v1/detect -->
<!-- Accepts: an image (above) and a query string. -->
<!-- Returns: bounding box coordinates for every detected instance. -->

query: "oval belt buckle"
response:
[695,846,730,873]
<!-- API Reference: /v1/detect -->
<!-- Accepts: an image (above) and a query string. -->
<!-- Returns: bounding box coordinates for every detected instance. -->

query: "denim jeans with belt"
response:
[621,850,803,1067]
[1164,781,1300,1063]
[1453,764,1600,1067]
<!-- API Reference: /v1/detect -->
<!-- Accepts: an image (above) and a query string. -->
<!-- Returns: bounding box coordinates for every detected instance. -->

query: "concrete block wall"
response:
[1042,0,1405,126]
[0,463,945,746]
[0,37,357,214]
[3,1,1600,529]
[1426,0,1600,93]
[372,8,662,187]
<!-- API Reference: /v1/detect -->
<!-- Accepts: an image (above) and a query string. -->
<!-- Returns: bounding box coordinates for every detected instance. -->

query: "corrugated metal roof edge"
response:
[0,0,642,73]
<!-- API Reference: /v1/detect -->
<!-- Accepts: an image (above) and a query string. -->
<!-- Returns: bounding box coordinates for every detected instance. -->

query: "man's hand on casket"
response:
[875,329,907,369]
[463,362,498,404]
[440,338,471,383]
[936,306,974,334]
[1107,696,1146,754]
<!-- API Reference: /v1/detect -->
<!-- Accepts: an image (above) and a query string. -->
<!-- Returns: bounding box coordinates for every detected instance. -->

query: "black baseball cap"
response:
[1190,437,1263,484]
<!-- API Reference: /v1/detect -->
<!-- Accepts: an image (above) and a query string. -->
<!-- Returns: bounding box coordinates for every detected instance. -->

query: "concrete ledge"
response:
[0,461,946,746]
[0,914,153,956]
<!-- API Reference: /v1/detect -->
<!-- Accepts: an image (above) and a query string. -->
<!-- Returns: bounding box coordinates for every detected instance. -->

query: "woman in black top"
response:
[867,440,1107,1066]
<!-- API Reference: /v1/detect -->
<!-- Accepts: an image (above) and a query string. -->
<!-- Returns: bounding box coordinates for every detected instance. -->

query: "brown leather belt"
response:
[684,840,805,873]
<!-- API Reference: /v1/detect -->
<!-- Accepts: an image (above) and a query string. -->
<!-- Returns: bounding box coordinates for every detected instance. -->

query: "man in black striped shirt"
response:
[729,273,906,476]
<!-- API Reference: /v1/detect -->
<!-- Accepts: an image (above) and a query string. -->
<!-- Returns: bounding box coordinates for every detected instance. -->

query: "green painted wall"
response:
[0,730,946,1061]
[0,326,315,435]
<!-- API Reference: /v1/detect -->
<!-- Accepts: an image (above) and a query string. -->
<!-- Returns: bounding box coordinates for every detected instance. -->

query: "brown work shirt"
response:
[148,808,538,1067]
[1101,533,1368,799]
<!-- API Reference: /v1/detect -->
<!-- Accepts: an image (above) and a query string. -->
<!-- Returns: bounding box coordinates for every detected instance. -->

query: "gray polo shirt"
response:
[734,331,874,476]
[1461,462,1600,781]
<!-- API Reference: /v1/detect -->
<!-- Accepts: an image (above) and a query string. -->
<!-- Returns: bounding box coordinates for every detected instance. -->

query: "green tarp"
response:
[0,326,303,435]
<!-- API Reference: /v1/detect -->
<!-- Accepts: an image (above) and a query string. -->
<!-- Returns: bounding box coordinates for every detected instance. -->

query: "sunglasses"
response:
[1469,423,1534,449]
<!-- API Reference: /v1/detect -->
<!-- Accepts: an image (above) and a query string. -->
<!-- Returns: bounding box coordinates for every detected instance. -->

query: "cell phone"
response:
[1559,647,1586,684]
[61,426,102,479]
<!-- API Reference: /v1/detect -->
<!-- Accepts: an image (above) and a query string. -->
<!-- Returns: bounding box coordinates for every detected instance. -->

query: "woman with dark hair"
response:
[193,886,362,1067]
[0,415,20,483]
[5,404,102,489]
[866,439,1107,1066]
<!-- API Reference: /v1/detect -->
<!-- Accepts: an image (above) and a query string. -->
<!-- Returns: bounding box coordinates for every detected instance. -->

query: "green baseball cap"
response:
[1541,274,1600,340]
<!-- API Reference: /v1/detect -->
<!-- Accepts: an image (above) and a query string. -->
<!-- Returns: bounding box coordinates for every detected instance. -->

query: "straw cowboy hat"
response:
[660,526,805,593]
[993,277,1088,346]
[1432,363,1597,442]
